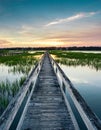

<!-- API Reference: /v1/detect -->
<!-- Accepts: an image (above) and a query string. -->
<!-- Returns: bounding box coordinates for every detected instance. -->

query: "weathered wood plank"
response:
[20,53,78,130]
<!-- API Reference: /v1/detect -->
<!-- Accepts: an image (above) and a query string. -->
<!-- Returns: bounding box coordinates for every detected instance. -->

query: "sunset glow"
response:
[0,0,101,48]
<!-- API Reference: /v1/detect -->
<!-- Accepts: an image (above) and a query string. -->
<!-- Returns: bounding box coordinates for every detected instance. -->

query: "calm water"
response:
[59,64,101,120]
[70,50,101,53]
[0,64,24,83]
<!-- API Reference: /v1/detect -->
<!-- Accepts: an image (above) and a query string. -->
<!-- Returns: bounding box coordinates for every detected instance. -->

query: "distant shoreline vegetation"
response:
[0,46,101,51]
[50,50,101,71]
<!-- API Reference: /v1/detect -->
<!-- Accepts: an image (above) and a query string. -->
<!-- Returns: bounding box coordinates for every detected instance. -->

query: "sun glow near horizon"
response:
[0,40,65,48]
[0,0,101,48]
[0,38,101,48]
[33,41,65,47]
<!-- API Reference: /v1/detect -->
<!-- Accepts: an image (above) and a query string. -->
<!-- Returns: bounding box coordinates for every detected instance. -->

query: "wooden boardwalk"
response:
[20,53,76,130]
[0,52,101,130]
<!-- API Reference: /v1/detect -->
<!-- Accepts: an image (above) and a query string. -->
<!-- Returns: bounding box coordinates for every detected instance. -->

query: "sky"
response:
[0,0,101,48]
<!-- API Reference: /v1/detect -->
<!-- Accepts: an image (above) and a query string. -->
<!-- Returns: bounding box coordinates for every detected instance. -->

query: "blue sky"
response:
[0,0,101,47]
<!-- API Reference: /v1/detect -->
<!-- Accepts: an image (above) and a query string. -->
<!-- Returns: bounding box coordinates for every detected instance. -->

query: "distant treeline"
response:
[67,46,101,51]
[0,46,101,51]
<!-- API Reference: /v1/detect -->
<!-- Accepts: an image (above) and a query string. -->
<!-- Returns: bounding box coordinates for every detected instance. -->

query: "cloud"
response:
[45,12,97,27]
[0,39,12,48]
[18,24,35,37]
[21,25,33,31]
[0,39,11,45]
[39,25,101,45]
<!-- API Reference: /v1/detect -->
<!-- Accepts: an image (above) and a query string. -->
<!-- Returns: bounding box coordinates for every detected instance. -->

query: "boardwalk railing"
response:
[0,54,44,130]
[0,52,101,130]
[17,52,79,130]
[50,54,101,130]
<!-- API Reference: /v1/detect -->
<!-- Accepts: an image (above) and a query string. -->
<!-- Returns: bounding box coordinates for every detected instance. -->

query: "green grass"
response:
[0,97,9,114]
[0,51,44,75]
[0,51,43,66]
[0,76,26,115]
[0,50,44,115]
[50,50,101,70]
[50,50,101,59]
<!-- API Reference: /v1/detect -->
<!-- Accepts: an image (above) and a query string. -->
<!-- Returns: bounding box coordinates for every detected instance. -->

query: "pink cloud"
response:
[0,39,12,48]
[45,12,97,26]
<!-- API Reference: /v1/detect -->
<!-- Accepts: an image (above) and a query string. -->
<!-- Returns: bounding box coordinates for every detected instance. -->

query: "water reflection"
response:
[56,58,101,71]
[0,64,32,115]
[0,64,25,82]
[59,64,101,120]
[9,65,33,75]
[0,51,42,116]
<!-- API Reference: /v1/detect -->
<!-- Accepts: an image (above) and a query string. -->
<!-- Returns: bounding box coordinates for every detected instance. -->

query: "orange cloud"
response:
[0,39,12,48]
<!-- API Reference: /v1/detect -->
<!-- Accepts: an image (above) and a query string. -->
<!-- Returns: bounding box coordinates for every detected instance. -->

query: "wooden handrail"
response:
[50,53,101,130]
[0,54,44,130]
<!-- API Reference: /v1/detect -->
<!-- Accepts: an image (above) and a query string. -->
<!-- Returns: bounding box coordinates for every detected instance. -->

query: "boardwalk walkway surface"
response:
[20,53,76,130]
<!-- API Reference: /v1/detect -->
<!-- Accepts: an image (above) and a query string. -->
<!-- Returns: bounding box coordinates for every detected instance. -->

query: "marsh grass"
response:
[0,51,43,76]
[50,50,101,70]
[0,76,26,115]
[0,54,37,66]
[9,65,33,75]
[0,51,43,66]
[0,51,44,115]
[0,97,9,114]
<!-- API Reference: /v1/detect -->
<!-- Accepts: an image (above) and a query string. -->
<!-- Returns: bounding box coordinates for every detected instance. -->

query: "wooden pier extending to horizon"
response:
[0,52,101,130]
